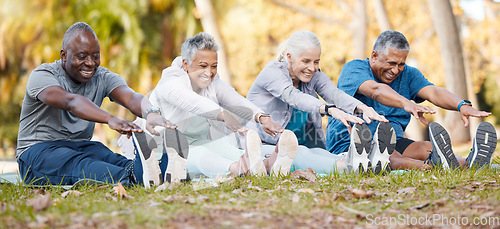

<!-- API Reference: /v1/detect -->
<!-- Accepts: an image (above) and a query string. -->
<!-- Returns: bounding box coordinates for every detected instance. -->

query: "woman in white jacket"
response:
[121,32,297,178]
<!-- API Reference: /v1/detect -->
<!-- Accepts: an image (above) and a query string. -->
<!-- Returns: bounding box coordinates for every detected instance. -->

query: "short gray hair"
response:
[276,30,321,61]
[181,32,219,65]
[373,30,410,54]
[62,22,97,50]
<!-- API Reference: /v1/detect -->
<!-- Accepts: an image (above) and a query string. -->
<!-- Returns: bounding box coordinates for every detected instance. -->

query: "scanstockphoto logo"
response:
[366,214,500,226]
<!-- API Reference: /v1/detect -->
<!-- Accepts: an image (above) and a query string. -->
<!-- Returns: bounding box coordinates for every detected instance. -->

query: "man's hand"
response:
[259,116,284,138]
[459,106,491,127]
[355,104,388,124]
[108,116,143,138]
[328,107,365,134]
[402,101,435,125]
[218,110,248,136]
[145,112,177,136]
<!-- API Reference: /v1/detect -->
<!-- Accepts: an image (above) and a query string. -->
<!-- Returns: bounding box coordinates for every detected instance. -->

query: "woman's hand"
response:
[257,114,284,138]
[145,112,177,136]
[355,104,388,124]
[218,110,248,136]
[328,107,364,134]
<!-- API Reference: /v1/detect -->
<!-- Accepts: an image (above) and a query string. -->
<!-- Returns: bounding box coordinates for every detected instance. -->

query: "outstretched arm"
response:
[358,80,436,125]
[417,85,491,127]
[109,85,176,136]
[37,85,143,136]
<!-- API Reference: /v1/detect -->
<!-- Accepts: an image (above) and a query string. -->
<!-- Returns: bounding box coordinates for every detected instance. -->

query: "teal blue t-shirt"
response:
[285,83,309,145]
[285,107,309,145]
[326,58,433,154]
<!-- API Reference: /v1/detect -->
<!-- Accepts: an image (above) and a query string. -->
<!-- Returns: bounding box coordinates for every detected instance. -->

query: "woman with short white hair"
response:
[247,31,390,173]
[120,32,298,178]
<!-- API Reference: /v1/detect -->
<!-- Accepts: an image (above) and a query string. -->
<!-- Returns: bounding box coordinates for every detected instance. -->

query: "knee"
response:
[420,141,433,153]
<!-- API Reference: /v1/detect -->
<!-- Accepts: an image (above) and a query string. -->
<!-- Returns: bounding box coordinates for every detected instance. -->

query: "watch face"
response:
[464,100,472,105]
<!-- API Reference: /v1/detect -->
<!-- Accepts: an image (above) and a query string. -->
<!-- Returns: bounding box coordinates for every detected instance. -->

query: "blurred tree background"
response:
[1,0,499,156]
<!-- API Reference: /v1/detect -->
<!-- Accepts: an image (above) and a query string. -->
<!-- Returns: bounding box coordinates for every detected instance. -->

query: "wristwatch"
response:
[457,100,472,112]
[256,113,271,123]
[144,106,162,118]
[322,104,336,117]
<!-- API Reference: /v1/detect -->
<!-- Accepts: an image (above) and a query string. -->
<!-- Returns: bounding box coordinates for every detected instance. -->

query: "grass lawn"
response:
[1,158,500,229]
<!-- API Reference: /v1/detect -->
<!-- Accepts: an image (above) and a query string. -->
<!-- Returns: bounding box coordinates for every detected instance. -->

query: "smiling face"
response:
[60,30,100,84]
[287,48,321,87]
[183,49,218,93]
[369,48,408,84]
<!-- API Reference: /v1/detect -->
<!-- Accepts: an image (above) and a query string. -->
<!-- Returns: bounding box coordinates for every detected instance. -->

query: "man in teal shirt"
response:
[327,30,496,170]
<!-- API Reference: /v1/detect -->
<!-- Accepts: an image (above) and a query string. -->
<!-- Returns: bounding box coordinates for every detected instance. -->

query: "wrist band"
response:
[457,100,471,112]
[144,106,161,118]
[256,113,271,123]
[324,104,336,117]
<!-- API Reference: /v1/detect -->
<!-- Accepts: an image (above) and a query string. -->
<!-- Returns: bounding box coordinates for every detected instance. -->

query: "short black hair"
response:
[61,22,97,50]
[373,30,410,54]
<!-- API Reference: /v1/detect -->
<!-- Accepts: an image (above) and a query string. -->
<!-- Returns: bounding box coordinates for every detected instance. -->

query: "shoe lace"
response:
[423,150,433,166]
[464,148,473,167]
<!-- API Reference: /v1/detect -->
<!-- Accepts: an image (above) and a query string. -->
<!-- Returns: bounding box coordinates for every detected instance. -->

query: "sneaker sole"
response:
[163,129,189,183]
[469,122,497,169]
[132,131,162,188]
[350,123,372,173]
[429,122,460,170]
[370,122,396,175]
[272,130,298,176]
[246,130,267,176]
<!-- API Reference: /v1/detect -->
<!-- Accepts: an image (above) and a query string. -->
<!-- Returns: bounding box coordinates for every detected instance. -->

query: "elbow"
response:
[65,94,83,112]
[368,84,384,101]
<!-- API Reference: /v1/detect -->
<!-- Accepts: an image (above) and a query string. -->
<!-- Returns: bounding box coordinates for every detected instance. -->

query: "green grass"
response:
[1,166,500,228]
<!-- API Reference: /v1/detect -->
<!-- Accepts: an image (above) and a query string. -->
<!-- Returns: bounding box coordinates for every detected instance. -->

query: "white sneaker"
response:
[346,123,371,173]
[162,129,189,183]
[271,130,298,176]
[245,130,267,176]
[132,131,163,188]
[368,122,396,175]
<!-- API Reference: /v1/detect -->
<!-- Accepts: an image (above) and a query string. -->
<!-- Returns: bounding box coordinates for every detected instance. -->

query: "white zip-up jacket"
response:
[147,57,263,141]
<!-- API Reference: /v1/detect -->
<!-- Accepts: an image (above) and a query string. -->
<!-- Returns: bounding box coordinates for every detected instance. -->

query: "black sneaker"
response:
[466,122,497,169]
[132,131,163,188]
[162,129,189,183]
[368,122,396,175]
[346,123,372,173]
[426,122,460,170]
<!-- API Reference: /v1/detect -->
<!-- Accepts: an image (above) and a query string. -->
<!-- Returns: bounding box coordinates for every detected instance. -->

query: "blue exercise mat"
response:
[0,173,107,190]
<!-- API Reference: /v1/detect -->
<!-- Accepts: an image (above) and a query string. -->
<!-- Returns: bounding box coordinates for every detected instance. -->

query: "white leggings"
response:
[186,138,242,178]
[261,145,346,174]
[120,133,346,177]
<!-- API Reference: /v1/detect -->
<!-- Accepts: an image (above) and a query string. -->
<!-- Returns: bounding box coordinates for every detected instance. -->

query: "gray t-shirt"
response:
[16,60,127,158]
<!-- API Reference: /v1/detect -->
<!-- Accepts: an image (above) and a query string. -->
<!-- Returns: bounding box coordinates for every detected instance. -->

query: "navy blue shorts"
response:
[395,138,415,154]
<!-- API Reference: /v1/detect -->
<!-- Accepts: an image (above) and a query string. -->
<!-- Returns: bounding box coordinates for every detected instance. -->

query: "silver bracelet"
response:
[144,106,161,118]
[256,113,271,123]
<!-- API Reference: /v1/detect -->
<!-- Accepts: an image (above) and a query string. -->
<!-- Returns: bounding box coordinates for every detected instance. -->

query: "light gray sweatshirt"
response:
[246,60,362,148]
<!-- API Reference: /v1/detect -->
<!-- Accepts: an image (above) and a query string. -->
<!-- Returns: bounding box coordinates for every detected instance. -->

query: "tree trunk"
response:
[428,0,470,143]
[194,0,232,84]
[372,0,392,31]
[485,0,495,20]
[350,0,367,59]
